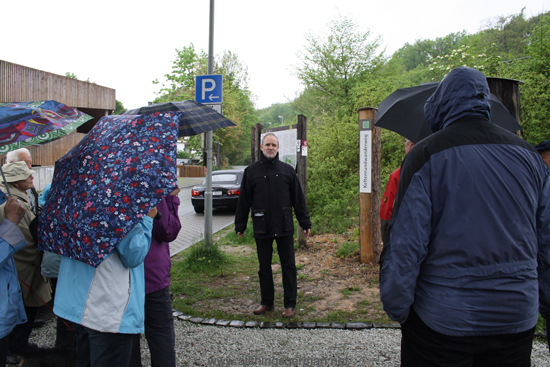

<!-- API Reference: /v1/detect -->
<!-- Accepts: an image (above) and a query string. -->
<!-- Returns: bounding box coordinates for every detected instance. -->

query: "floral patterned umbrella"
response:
[0,100,92,154]
[37,112,179,267]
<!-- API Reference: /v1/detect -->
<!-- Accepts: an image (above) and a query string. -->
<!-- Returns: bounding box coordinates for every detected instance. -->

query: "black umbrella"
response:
[375,82,521,143]
[123,100,235,137]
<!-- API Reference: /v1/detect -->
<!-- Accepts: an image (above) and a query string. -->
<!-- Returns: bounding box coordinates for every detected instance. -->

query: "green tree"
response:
[113,100,125,115]
[256,103,299,128]
[294,15,386,232]
[295,14,385,115]
[507,13,550,145]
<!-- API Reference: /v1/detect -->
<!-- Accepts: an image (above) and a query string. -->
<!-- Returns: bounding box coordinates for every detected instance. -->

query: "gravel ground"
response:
[27,318,550,366]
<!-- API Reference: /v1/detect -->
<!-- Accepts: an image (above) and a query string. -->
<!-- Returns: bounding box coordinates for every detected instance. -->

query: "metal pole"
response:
[204,0,215,248]
[217,142,220,170]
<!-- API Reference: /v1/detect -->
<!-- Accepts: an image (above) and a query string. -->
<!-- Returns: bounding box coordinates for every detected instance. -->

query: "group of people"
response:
[0,148,183,367]
[0,129,312,367]
[379,67,550,366]
[3,66,549,367]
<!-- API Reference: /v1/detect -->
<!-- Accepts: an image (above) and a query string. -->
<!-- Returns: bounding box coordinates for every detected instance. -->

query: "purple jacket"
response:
[144,195,181,294]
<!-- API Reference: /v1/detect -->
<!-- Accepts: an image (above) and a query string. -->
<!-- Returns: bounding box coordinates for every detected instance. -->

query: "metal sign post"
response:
[203,0,216,248]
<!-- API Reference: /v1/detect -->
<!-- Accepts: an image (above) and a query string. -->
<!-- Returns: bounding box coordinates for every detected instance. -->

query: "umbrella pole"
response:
[0,166,11,197]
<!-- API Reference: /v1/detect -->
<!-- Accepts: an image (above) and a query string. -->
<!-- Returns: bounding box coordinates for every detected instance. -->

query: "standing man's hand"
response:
[237,232,244,238]
[304,229,311,237]
[4,197,26,224]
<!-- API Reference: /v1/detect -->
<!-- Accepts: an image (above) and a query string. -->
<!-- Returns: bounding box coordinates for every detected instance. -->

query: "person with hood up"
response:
[380,67,550,367]
[235,133,311,318]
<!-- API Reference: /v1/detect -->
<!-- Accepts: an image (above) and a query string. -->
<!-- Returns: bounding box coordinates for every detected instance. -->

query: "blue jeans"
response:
[130,286,175,367]
[73,323,134,367]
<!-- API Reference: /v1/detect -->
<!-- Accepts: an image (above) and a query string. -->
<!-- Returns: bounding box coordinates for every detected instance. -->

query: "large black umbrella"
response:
[123,100,235,137]
[375,82,521,143]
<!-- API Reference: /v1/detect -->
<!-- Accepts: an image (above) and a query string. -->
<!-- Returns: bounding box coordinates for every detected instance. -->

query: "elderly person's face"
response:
[19,152,32,169]
[13,175,34,193]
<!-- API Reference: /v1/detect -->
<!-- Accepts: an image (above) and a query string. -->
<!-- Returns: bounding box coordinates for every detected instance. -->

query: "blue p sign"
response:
[195,75,223,104]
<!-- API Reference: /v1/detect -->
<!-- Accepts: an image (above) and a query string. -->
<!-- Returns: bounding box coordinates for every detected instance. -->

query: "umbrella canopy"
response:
[375,82,521,143]
[38,112,179,267]
[0,100,92,154]
[123,100,235,137]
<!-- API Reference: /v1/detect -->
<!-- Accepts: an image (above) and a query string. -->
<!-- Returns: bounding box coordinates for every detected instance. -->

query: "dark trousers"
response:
[56,317,76,350]
[51,278,76,350]
[0,335,8,367]
[129,287,176,367]
[73,323,134,367]
[256,236,297,308]
[401,309,535,367]
[8,305,37,351]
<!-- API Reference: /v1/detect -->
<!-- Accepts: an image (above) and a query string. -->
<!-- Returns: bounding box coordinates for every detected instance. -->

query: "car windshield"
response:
[211,174,238,183]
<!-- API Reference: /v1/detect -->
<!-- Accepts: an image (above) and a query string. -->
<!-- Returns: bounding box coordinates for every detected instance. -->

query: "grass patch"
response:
[336,241,359,258]
[169,223,388,324]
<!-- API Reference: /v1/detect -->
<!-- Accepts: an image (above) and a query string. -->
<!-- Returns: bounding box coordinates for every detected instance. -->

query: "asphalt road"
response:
[169,176,238,256]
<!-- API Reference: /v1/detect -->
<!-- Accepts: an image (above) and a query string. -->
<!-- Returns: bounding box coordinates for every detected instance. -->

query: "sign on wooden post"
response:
[358,107,381,264]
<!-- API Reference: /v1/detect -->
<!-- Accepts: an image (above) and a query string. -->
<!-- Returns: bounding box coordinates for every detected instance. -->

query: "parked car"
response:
[191,169,244,213]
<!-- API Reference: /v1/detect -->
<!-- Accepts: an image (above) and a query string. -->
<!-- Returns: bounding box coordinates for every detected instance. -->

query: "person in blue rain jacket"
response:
[380,67,550,367]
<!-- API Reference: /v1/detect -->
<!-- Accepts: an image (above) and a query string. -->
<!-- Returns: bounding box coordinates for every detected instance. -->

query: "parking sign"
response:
[195,75,223,104]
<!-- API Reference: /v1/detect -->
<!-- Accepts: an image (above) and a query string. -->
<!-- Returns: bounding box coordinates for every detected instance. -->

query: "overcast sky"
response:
[1,0,549,111]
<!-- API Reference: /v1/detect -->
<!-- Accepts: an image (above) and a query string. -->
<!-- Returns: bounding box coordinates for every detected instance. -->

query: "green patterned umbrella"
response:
[0,100,92,196]
[0,100,92,154]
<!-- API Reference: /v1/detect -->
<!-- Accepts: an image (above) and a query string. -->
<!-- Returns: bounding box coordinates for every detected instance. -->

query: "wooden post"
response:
[358,107,381,264]
[296,115,307,247]
[250,125,257,163]
[486,77,523,132]
[250,123,263,163]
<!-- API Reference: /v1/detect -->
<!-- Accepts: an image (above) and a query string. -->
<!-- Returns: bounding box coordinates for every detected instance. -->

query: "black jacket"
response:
[234,152,311,239]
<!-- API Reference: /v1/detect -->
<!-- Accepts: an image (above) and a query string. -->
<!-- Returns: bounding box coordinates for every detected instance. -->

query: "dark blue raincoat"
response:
[380,67,550,336]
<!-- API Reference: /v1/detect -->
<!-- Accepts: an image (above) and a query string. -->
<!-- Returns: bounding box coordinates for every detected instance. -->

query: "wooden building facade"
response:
[0,60,116,166]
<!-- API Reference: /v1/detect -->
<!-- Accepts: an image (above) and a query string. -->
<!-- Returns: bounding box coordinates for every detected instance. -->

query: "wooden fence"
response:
[181,165,205,178]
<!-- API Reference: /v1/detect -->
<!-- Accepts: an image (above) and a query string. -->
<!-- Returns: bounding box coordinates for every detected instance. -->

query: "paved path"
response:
[169,177,236,256]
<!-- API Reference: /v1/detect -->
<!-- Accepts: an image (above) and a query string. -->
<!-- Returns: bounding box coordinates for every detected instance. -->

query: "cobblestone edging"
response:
[172,310,401,330]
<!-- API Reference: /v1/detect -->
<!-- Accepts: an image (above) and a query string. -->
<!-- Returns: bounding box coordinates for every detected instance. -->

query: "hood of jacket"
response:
[424,67,491,132]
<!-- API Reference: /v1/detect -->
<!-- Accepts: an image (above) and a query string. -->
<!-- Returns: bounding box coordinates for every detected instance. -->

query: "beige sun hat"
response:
[2,161,35,182]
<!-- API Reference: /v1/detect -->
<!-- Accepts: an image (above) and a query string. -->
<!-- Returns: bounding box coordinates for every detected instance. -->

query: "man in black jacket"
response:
[235,133,311,318]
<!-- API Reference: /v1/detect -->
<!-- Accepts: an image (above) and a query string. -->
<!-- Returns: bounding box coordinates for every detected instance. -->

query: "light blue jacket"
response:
[54,216,152,334]
[0,219,27,338]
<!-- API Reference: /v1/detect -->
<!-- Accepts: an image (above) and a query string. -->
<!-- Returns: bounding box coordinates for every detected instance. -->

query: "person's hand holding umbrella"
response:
[147,207,158,219]
[4,196,26,225]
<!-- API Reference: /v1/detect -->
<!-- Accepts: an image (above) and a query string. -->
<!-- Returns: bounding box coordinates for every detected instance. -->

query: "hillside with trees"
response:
[292,9,550,233]
[149,9,549,235]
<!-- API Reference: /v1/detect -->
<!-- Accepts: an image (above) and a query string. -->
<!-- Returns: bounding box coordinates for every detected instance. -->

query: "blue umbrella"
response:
[38,112,180,267]
[123,100,235,136]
